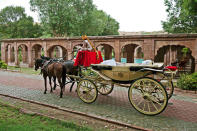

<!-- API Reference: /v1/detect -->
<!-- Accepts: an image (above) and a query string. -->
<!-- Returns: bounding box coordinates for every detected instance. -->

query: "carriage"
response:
[66,35,177,115]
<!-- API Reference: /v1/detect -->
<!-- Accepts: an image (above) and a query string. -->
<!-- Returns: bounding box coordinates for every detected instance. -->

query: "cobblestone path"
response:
[0,70,197,131]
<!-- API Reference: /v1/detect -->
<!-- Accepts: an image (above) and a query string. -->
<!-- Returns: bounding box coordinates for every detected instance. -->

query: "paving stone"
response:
[0,70,197,131]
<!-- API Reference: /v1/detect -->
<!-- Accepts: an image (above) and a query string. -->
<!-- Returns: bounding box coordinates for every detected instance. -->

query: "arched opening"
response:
[10,46,15,63]
[97,44,115,60]
[121,44,138,63]
[155,45,195,73]
[18,44,28,67]
[32,44,42,60]
[134,46,144,63]
[47,45,67,60]
[72,44,83,59]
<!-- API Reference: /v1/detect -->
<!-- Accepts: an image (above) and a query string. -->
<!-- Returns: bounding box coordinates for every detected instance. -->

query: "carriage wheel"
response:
[77,79,98,103]
[97,83,114,95]
[128,77,168,115]
[153,73,174,99]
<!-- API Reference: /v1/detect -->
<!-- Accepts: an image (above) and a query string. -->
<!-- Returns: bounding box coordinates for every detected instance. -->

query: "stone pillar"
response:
[43,41,47,56]
[104,45,112,60]
[1,42,5,62]
[22,47,28,63]
[194,39,197,72]
[28,42,33,67]
[7,45,11,64]
[125,45,135,63]
[67,49,72,60]
[14,43,19,66]
[195,60,197,72]
[114,40,120,62]
[142,39,155,61]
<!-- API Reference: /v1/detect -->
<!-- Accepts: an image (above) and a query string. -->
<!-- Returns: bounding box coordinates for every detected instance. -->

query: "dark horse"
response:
[40,56,78,92]
[35,59,66,98]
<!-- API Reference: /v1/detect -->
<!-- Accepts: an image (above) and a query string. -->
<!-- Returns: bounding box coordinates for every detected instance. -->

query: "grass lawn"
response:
[0,102,93,131]
[7,66,40,75]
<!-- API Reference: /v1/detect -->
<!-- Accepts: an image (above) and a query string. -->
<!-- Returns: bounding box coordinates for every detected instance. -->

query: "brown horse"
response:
[35,59,66,98]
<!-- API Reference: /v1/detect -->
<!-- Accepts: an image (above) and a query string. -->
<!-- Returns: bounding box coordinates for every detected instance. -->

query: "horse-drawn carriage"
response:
[35,36,177,116]
[67,61,176,116]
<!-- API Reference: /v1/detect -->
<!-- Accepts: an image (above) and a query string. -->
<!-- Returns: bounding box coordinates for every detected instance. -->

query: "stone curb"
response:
[175,88,197,94]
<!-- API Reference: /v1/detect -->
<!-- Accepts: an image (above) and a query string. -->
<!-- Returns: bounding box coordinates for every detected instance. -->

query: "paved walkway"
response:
[0,70,197,131]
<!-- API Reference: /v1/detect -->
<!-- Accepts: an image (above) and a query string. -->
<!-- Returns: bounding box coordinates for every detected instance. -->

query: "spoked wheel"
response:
[153,72,174,99]
[97,83,114,95]
[128,77,168,116]
[77,79,98,103]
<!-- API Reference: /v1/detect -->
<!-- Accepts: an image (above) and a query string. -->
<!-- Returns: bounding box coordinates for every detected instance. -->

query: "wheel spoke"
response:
[151,100,158,111]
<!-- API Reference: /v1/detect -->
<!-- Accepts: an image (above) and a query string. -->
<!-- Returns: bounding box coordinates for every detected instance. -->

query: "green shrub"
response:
[0,61,3,67]
[0,61,7,69]
[177,72,197,90]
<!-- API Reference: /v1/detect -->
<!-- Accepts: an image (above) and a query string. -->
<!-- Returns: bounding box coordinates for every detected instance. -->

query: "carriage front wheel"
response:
[128,77,168,115]
[77,79,98,103]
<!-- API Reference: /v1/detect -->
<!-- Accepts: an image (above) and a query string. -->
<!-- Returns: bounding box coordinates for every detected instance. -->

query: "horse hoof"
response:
[44,92,46,94]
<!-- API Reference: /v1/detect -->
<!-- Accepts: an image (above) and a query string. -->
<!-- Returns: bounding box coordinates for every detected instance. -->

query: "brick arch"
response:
[71,43,83,59]
[155,42,195,58]
[47,45,68,60]
[32,44,42,60]
[95,42,115,50]
[17,43,29,49]
[155,45,195,72]
[121,43,139,63]
[31,43,43,49]
[96,44,115,60]
[120,41,143,50]
[134,45,143,58]
[72,42,84,49]
[18,44,28,65]
[47,43,68,52]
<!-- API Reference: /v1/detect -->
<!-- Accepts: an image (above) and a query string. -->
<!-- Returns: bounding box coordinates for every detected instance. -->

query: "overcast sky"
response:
[0,0,167,32]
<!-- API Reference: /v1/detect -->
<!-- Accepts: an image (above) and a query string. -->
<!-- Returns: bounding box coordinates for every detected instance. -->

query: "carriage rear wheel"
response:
[97,83,114,95]
[77,79,98,103]
[128,77,168,116]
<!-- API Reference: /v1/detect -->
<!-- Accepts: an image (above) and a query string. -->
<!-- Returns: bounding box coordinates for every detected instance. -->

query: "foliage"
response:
[162,0,197,33]
[0,103,93,131]
[0,43,1,60]
[177,72,197,90]
[30,0,119,37]
[18,47,22,62]
[0,6,42,39]
[0,61,8,69]
[181,47,189,57]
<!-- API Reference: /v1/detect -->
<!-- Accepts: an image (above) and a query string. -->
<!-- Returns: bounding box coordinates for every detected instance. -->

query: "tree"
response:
[30,0,119,37]
[162,0,197,33]
[0,6,42,39]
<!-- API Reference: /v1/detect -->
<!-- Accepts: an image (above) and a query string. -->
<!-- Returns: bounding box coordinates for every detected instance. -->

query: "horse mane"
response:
[41,55,51,60]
